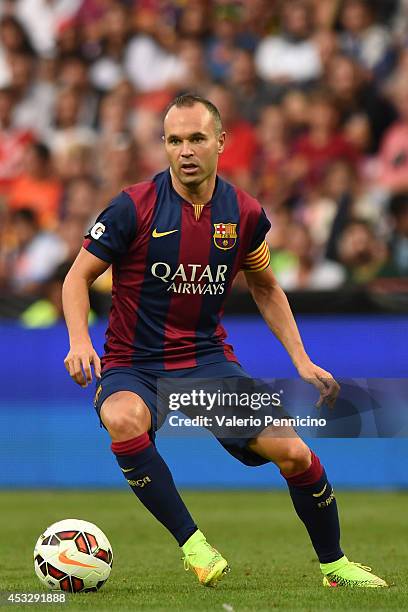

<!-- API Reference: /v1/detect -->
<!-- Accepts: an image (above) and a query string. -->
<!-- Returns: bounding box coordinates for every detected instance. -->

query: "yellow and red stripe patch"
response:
[193,203,205,221]
[241,241,270,272]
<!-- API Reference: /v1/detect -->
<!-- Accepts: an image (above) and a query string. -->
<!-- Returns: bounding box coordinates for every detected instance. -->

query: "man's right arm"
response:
[62,248,110,387]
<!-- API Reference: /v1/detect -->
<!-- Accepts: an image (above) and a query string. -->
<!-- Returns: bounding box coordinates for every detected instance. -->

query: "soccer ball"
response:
[34,519,113,593]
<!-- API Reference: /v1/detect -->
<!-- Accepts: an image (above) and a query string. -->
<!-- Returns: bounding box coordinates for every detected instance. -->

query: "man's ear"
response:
[218,131,226,154]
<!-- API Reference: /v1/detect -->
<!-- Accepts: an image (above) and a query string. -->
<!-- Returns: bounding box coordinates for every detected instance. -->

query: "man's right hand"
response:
[64,342,101,387]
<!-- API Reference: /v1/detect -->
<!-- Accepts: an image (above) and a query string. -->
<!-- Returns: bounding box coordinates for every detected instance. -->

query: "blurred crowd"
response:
[0,0,408,325]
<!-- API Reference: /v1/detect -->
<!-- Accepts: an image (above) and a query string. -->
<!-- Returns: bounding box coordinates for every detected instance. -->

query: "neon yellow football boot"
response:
[181,530,229,587]
[321,555,388,587]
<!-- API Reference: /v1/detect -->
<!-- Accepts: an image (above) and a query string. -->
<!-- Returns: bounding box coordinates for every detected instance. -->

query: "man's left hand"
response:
[297,361,340,408]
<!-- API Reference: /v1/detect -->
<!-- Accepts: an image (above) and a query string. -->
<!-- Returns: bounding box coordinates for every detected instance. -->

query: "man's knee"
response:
[278,440,311,476]
[100,391,151,441]
[248,430,311,476]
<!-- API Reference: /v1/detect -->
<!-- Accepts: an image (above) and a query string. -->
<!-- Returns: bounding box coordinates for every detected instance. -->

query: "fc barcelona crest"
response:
[213,223,238,250]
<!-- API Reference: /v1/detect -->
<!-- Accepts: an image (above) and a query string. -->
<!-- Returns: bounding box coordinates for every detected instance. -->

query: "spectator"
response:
[314,28,339,74]
[20,259,98,327]
[176,38,213,98]
[394,46,408,79]
[239,0,277,47]
[297,160,356,249]
[337,219,389,283]
[97,89,130,142]
[176,1,211,41]
[0,86,34,194]
[63,176,99,227]
[207,83,258,191]
[131,106,168,177]
[20,261,73,328]
[339,0,394,80]
[124,28,186,93]
[15,0,81,57]
[8,50,55,138]
[205,3,242,81]
[266,205,293,252]
[343,112,372,159]
[55,16,82,59]
[325,54,396,152]
[0,15,35,87]
[377,75,408,193]
[292,91,359,188]
[88,3,129,92]
[255,0,321,84]
[281,88,309,139]
[98,131,139,202]
[58,54,99,128]
[54,142,95,183]
[0,208,66,295]
[310,0,340,31]
[6,142,63,229]
[342,112,380,186]
[75,0,110,32]
[46,86,97,161]
[272,221,346,290]
[388,193,408,276]
[226,47,277,124]
[56,213,90,262]
[255,104,295,207]
[391,0,408,45]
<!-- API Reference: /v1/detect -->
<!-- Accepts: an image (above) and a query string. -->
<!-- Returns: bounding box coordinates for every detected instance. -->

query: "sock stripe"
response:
[283,451,324,487]
[111,433,151,456]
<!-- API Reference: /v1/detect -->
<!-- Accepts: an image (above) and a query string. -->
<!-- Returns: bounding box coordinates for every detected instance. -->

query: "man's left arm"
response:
[244,266,340,408]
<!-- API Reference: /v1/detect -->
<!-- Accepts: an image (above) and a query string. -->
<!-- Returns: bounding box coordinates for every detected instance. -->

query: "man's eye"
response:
[192,136,204,143]
[169,138,181,145]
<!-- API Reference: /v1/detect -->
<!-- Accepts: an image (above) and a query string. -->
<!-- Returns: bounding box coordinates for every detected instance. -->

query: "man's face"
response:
[163,103,225,188]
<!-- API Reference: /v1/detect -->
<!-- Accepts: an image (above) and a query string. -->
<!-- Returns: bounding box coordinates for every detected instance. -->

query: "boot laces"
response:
[350,562,372,572]
[182,552,195,571]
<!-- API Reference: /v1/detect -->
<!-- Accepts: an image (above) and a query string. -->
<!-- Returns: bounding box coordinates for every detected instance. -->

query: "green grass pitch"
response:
[1,490,407,611]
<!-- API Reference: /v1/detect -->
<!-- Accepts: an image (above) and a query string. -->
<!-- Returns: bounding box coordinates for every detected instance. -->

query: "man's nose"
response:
[181,141,193,156]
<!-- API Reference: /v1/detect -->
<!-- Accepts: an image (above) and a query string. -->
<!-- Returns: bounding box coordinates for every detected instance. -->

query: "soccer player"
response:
[62,94,387,588]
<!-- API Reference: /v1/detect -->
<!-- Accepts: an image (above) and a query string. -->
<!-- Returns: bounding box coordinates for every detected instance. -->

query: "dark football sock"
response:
[111,434,197,546]
[282,451,344,563]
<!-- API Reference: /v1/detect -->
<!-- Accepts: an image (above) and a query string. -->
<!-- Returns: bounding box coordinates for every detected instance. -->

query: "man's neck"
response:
[170,168,217,205]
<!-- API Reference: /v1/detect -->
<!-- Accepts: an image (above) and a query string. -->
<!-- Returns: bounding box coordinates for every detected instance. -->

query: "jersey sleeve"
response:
[83,191,137,263]
[241,207,271,272]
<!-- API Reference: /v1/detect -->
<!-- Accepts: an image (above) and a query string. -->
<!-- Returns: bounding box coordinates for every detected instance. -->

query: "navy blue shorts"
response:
[94,362,272,467]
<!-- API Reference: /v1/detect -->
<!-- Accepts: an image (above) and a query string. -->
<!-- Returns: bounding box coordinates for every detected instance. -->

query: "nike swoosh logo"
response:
[58,548,97,568]
[121,467,134,473]
[152,228,178,238]
[312,484,328,498]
